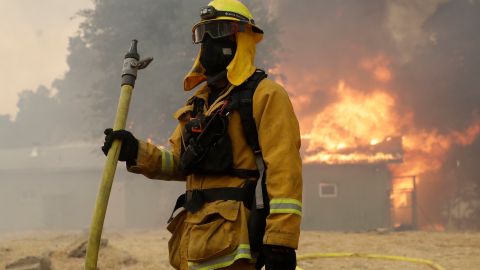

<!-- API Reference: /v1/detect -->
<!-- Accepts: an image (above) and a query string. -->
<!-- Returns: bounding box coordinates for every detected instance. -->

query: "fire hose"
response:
[84,40,153,270]
[294,252,446,270]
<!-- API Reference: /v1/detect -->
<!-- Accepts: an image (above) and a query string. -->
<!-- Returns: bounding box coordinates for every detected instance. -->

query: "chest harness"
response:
[170,69,269,253]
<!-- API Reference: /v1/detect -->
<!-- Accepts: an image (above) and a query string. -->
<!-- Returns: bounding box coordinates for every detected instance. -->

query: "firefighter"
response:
[102,0,302,269]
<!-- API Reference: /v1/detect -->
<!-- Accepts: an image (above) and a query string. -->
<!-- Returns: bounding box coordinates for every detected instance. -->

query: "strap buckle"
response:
[218,100,231,116]
[185,190,205,213]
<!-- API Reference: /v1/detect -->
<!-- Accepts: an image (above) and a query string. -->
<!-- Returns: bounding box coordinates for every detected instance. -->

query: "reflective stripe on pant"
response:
[218,259,255,270]
[188,244,253,270]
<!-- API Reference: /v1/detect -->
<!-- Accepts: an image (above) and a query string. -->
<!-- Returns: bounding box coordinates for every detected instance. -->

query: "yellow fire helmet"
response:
[184,0,264,91]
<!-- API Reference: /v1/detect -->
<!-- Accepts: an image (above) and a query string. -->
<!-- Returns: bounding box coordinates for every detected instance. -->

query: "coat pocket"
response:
[167,210,187,269]
[186,201,241,262]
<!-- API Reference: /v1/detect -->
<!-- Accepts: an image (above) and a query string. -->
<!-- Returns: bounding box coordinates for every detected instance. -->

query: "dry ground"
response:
[1,230,479,270]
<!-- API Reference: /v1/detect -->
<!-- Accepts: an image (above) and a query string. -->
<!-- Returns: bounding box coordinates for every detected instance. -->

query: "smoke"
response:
[0,0,280,232]
[385,0,449,63]
[395,0,480,131]
[273,0,480,228]
[273,0,480,131]
[0,0,277,149]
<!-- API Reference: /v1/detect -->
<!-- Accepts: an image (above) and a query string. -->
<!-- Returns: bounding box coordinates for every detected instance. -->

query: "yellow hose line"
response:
[85,84,134,270]
[295,252,446,270]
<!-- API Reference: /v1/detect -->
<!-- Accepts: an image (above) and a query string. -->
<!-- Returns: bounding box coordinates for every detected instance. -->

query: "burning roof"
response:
[303,136,403,165]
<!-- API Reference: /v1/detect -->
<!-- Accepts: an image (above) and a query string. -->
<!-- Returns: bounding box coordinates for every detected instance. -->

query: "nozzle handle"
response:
[121,40,153,86]
[124,40,140,60]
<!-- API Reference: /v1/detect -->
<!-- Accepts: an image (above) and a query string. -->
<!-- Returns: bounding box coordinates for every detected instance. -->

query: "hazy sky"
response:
[0,0,93,118]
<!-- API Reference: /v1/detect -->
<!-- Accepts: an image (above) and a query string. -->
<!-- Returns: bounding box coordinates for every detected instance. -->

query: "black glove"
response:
[260,245,297,270]
[102,128,139,165]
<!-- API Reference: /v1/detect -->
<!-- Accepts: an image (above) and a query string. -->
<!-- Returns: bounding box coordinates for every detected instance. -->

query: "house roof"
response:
[303,136,403,165]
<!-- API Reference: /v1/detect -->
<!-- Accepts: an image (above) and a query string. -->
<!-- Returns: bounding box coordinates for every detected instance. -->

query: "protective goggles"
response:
[192,21,246,44]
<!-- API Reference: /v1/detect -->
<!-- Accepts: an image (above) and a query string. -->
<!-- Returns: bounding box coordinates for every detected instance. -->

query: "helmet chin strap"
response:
[207,70,229,105]
[207,70,228,87]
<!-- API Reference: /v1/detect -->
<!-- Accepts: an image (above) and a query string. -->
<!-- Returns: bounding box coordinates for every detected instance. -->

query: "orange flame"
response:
[360,55,393,83]
[302,81,404,164]
[279,54,480,228]
[390,122,480,176]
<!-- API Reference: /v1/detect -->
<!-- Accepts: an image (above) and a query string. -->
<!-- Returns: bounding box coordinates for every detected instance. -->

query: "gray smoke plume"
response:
[273,0,479,128]
[0,0,279,232]
[0,0,278,148]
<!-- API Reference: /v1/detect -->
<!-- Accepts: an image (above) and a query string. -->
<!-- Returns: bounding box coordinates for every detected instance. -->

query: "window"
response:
[319,183,337,198]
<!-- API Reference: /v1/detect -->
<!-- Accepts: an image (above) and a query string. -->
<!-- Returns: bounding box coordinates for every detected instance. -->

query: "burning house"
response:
[289,78,479,231]
[301,136,404,231]
[263,0,480,231]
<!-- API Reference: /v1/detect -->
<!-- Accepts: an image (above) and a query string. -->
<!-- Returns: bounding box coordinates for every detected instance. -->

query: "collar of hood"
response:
[183,28,263,91]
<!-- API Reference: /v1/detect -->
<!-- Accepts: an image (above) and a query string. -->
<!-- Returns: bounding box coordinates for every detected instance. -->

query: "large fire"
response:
[390,123,480,177]
[301,81,404,164]
[277,55,480,229]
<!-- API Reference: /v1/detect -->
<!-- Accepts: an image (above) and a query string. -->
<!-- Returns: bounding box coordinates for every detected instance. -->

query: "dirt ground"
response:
[1,230,479,270]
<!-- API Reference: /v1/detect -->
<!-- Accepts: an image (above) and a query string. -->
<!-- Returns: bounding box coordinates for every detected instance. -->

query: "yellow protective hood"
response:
[183,29,263,91]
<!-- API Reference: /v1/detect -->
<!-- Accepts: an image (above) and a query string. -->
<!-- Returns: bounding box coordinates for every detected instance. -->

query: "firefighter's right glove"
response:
[262,245,297,270]
[102,128,139,166]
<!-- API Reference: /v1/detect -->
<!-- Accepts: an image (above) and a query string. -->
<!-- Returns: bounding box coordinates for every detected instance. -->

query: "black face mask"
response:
[200,35,237,76]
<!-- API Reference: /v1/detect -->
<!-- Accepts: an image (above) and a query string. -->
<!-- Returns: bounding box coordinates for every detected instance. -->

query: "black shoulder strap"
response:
[235,70,270,255]
[237,69,267,154]
[190,97,205,118]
